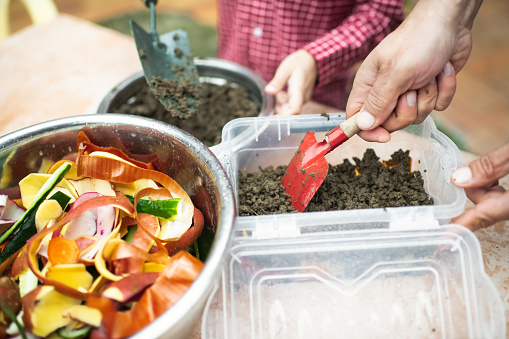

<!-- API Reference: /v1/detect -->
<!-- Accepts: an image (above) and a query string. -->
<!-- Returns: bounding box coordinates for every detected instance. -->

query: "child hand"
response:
[265,49,318,115]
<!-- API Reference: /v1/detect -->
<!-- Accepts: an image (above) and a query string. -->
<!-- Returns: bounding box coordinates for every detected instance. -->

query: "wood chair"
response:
[0,0,58,40]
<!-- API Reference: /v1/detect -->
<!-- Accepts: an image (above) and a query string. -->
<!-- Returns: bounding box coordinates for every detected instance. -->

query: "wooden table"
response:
[1,15,508,338]
[0,14,141,133]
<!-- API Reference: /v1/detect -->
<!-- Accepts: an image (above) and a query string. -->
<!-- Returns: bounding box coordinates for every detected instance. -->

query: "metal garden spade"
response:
[130,0,200,118]
[281,114,361,212]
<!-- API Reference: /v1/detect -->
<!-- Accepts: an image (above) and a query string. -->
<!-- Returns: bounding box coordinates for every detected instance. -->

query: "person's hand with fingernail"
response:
[451,142,509,231]
[346,0,482,142]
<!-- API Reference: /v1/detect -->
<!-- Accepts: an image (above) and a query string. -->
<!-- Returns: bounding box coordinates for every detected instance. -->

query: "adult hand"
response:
[451,142,509,231]
[346,0,481,142]
[265,49,318,116]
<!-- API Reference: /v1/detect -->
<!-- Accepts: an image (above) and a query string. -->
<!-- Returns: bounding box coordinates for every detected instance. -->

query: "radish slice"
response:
[76,155,194,241]
[63,192,116,260]
[0,194,25,221]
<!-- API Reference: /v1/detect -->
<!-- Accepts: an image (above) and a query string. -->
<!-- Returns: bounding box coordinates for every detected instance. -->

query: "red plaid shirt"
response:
[218,0,404,110]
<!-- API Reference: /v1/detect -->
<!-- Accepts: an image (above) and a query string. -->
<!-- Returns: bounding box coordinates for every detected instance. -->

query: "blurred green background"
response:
[98,12,217,58]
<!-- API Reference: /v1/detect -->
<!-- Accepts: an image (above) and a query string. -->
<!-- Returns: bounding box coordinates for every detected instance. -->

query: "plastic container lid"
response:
[202,225,504,338]
[203,114,505,338]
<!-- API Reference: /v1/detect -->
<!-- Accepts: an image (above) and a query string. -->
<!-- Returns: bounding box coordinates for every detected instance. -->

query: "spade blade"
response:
[130,20,200,118]
[281,131,329,212]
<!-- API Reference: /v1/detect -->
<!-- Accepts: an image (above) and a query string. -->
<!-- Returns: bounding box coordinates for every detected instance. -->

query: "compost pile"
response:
[238,148,434,216]
[113,81,259,147]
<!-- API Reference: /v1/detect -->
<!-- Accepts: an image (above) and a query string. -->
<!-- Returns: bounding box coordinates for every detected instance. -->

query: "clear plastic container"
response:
[203,114,505,338]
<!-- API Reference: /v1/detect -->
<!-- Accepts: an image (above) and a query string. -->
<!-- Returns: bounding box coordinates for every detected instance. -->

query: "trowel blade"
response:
[130,20,200,117]
[281,131,329,212]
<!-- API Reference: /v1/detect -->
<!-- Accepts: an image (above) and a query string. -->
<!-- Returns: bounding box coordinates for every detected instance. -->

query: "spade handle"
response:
[324,114,361,150]
[339,114,361,138]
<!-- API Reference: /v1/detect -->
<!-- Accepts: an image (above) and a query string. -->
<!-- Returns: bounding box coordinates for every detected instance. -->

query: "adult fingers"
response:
[415,78,438,124]
[346,53,386,119]
[464,185,505,205]
[356,127,391,143]
[381,90,417,133]
[356,77,408,132]
[435,62,456,111]
[453,190,509,231]
[452,142,509,188]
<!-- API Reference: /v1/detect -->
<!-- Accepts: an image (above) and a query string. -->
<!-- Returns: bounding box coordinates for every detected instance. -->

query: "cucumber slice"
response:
[57,325,92,339]
[125,194,182,220]
[49,190,72,210]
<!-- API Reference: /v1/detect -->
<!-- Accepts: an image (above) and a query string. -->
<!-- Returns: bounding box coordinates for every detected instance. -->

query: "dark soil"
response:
[238,148,434,216]
[112,81,259,147]
[149,70,201,119]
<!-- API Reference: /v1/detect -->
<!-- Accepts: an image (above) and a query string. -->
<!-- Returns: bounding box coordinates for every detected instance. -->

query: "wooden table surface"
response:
[1,15,507,338]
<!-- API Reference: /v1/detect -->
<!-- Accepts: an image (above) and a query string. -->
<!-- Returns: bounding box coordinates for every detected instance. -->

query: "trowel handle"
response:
[325,114,361,150]
[143,0,157,7]
[340,114,361,138]
[142,0,159,39]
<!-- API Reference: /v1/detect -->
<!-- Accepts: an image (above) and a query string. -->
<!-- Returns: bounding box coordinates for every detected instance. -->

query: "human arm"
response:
[451,142,509,231]
[346,0,483,142]
[265,0,404,115]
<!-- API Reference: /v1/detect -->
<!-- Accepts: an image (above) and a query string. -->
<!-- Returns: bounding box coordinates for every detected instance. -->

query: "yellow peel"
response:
[135,178,158,191]
[113,182,137,197]
[38,158,55,174]
[47,160,81,180]
[143,262,166,273]
[30,287,81,337]
[89,151,133,164]
[46,264,93,290]
[101,287,124,301]
[64,305,102,327]
[0,149,15,189]
[94,227,123,281]
[88,275,107,294]
[35,199,63,232]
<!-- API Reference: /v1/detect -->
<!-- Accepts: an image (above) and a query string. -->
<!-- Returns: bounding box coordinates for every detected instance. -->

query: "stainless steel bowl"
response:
[0,114,236,338]
[97,57,274,117]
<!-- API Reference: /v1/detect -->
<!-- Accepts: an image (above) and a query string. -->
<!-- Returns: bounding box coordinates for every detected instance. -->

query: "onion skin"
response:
[0,276,22,333]
[165,208,205,256]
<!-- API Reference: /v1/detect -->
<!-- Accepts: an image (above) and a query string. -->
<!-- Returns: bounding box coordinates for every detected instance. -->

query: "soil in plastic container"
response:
[112,82,259,147]
[238,148,434,216]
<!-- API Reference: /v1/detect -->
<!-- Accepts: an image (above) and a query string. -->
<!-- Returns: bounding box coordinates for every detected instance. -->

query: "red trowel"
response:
[281,114,360,212]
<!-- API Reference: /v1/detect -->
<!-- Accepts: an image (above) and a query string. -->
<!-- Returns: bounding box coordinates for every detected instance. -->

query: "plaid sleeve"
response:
[302,0,404,88]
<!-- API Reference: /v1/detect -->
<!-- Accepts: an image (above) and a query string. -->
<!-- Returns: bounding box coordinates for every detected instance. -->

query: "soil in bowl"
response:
[112,81,259,147]
[238,148,434,216]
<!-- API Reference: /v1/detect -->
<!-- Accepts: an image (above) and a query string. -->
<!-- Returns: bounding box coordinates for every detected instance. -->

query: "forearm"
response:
[397,0,482,74]
[454,0,483,29]
[410,0,482,30]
